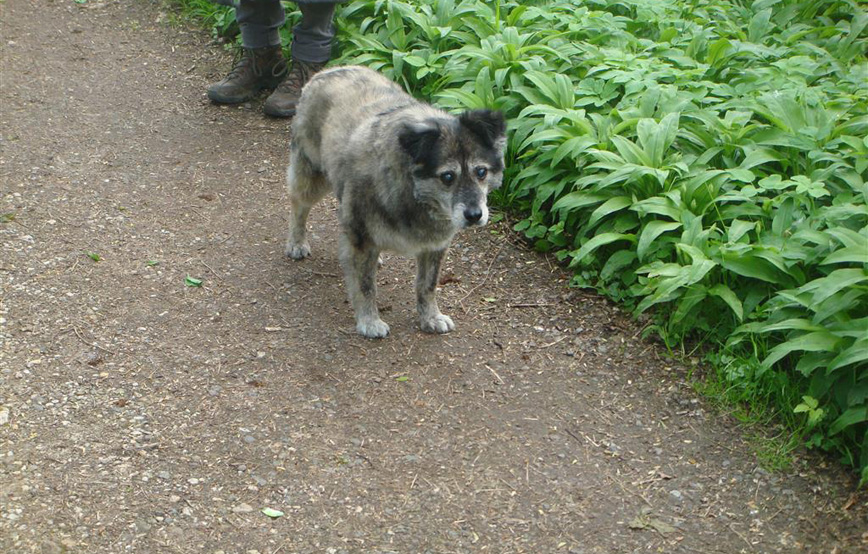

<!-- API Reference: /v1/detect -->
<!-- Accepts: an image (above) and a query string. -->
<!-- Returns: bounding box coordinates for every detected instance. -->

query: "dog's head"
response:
[399,109,506,229]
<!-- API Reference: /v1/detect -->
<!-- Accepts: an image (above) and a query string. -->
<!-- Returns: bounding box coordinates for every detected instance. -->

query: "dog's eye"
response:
[475,167,487,179]
[440,171,456,185]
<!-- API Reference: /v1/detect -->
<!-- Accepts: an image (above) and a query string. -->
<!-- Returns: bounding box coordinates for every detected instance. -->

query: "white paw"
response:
[285,241,311,260]
[420,313,455,334]
[357,318,390,339]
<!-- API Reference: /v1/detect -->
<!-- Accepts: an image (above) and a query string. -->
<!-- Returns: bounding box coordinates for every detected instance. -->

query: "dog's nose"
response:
[464,207,483,224]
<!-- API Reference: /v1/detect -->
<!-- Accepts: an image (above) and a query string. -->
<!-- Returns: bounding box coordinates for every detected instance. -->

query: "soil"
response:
[1,1,866,553]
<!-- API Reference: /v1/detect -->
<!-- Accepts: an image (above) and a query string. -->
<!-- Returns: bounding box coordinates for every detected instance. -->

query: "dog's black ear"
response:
[399,121,441,163]
[459,109,506,147]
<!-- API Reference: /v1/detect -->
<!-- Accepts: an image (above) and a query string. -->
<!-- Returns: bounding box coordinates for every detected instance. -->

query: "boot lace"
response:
[226,50,262,81]
[276,61,321,94]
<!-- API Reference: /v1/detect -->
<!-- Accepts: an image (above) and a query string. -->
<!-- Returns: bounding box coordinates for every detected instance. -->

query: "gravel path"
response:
[1,1,865,553]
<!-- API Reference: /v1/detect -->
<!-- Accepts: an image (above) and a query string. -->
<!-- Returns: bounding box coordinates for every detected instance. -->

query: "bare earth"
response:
[1,1,866,553]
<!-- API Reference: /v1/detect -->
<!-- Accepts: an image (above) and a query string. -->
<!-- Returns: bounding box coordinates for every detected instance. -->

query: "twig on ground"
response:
[459,241,506,310]
[72,326,117,354]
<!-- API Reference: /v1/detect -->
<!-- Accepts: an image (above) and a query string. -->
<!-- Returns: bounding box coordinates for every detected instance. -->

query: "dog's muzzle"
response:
[452,202,488,228]
[464,207,483,225]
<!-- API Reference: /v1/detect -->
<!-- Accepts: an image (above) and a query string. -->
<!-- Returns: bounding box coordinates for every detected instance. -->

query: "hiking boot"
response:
[207,46,287,104]
[263,59,325,117]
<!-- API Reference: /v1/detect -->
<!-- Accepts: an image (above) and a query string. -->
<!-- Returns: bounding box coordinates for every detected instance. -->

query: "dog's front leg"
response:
[339,234,389,338]
[416,249,455,334]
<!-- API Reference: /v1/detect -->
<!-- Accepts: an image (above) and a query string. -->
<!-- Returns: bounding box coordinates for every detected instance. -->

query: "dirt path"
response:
[1,1,865,552]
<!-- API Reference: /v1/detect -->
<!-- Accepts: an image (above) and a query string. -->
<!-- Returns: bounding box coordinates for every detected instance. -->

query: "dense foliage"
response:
[175,0,868,482]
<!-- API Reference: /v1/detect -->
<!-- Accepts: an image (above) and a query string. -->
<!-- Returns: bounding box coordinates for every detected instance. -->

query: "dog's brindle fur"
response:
[286,66,506,338]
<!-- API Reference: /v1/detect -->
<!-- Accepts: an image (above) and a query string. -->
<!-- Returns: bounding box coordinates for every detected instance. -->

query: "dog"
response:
[284,66,506,338]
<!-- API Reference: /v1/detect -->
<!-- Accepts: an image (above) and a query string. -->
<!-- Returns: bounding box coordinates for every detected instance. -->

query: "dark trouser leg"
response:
[207,0,287,104]
[236,0,286,49]
[262,2,335,116]
[291,2,337,63]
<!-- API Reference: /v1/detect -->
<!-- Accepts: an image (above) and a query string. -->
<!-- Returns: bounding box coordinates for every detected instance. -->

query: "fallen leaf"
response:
[261,507,284,518]
[629,516,676,535]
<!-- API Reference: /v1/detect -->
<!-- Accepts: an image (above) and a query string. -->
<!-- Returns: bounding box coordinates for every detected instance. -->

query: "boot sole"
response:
[262,103,297,118]
[207,90,258,104]
[207,78,284,105]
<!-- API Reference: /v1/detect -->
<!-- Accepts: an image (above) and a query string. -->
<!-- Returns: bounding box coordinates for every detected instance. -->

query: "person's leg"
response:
[236,0,285,48]
[207,0,288,104]
[290,2,337,63]
[263,2,337,117]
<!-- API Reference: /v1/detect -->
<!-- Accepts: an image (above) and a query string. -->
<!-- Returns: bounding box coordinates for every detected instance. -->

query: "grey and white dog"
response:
[285,66,507,338]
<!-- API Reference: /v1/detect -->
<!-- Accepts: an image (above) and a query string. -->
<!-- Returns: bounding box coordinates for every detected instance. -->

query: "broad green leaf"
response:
[552,192,607,212]
[610,136,652,167]
[826,228,868,250]
[636,259,716,313]
[829,407,868,436]
[762,331,842,369]
[727,168,755,183]
[727,219,755,243]
[797,396,819,411]
[588,196,632,228]
[821,247,868,266]
[748,9,773,43]
[601,250,637,281]
[739,147,782,170]
[827,339,868,374]
[637,113,679,167]
[758,318,824,333]
[571,233,636,266]
[637,221,681,261]
[812,288,865,324]
[801,269,868,304]
[631,196,682,221]
[551,136,596,166]
[706,37,732,66]
[719,251,790,285]
[796,353,829,377]
[708,284,743,321]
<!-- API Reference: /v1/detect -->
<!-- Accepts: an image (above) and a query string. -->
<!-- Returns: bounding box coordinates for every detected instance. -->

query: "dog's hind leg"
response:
[339,233,389,338]
[286,144,329,260]
[416,249,455,334]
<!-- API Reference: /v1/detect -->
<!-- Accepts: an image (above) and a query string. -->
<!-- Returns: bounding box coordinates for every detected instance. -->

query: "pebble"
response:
[669,490,683,502]
[233,503,254,513]
[135,518,151,533]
